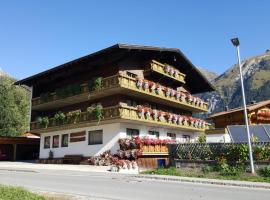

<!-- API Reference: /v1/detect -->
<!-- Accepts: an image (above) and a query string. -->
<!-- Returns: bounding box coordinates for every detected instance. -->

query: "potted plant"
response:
[67,109,81,124]
[169,67,175,76]
[54,111,66,125]
[155,84,163,95]
[165,112,173,123]
[164,87,171,97]
[88,77,102,92]
[174,69,180,78]
[157,111,165,122]
[149,81,156,92]
[93,104,103,122]
[180,92,186,102]
[183,117,189,126]
[87,105,95,119]
[145,107,152,119]
[176,91,181,100]
[152,109,158,120]
[137,105,145,118]
[172,114,178,124]
[143,80,149,90]
[136,77,143,89]
[171,89,176,97]
[178,115,183,125]
[164,65,170,74]
[39,117,49,128]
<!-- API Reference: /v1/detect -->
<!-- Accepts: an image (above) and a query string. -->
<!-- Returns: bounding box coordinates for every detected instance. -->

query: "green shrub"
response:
[197,134,206,143]
[93,104,103,121]
[253,146,269,161]
[53,111,66,125]
[218,164,245,176]
[38,117,49,128]
[259,167,270,177]
[88,77,102,92]
[67,110,81,123]
[87,104,103,122]
[224,144,249,163]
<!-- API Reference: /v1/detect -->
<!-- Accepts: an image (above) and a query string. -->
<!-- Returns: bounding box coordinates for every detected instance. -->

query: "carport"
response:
[0,136,40,161]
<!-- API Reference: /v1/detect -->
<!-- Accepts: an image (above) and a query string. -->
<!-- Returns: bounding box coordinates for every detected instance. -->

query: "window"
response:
[148,131,159,138]
[88,130,103,145]
[61,134,69,147]
[182,135,191,142]
[126,128,139,137]
[126,71,137,78]
[44,136,51,149]
[53,135,59,148]
[167,133,176,140]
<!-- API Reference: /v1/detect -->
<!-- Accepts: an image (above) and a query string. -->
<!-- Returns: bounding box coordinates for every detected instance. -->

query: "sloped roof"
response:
[228,125,270,143]
[209,99,270,119]
[15,43,214,94]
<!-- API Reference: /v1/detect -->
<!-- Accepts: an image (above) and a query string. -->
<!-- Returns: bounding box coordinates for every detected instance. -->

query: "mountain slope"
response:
[199,50,270,115]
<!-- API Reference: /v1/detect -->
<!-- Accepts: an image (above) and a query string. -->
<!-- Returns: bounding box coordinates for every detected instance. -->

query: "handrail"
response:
[31,105,208,132]
[32,73,208,112]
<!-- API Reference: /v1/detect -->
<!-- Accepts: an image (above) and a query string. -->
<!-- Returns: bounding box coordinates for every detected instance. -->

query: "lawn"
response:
[143,167,270,183]
[0,185,73,200]
[0,185,44,200]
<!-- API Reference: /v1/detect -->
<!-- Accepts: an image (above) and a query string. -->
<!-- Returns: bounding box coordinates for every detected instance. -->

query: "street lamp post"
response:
[231,38,255,174]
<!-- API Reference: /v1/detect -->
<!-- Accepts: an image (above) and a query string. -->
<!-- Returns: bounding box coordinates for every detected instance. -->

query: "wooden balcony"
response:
[145,60,186,84]
[32,74,208,112]
[31,105,208,133]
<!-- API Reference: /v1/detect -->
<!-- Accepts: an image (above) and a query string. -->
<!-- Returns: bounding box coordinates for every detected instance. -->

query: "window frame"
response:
[44,136,51,149]
[61,134,69,147]
[52,135,60,148]
[167,132,176,140]
[88,130,103,145]
[182,135,191,142]
[148,130,160,138]
[126,128,140,137]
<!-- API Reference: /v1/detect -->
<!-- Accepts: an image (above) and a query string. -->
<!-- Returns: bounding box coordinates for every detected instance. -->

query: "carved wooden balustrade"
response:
[146,60,186,83]
[32,73,208,112]
[31,105,209,133]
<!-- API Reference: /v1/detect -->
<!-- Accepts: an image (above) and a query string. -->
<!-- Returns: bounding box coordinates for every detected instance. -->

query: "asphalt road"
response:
[0,168,269,200]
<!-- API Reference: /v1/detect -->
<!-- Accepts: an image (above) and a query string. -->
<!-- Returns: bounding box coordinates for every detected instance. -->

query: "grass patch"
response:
[143,167,270,183]
[0,185,45,200]
[0,185,73,200]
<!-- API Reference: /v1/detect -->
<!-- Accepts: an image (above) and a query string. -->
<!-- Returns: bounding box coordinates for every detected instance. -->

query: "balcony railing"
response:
[146,60,186,84]
[31,105,208,133]
[32,73,208,112]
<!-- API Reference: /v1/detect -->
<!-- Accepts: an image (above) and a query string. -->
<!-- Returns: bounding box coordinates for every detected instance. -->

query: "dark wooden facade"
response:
[0,136,40,161]
[209,100,270,128]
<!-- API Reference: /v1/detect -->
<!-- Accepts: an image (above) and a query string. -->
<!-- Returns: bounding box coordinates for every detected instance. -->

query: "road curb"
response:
[134,175,270,189]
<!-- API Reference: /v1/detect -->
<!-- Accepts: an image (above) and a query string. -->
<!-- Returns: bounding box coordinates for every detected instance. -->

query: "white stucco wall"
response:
[39,123,121,159]
[39,122,201,159]
[206,133,231,143]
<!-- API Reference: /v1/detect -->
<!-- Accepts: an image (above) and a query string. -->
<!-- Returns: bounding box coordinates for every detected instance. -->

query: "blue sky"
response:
[0,0,269,80]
